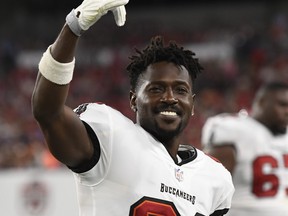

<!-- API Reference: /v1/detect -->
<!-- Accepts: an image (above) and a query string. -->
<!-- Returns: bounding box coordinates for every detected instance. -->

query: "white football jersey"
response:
[202,112,288,216]
[71,103,234,216]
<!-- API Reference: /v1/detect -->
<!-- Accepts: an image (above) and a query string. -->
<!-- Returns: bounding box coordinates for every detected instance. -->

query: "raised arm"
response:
[31,0,129,167]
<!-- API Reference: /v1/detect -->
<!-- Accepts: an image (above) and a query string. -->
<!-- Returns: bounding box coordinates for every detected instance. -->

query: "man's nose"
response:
[160,88,178,104]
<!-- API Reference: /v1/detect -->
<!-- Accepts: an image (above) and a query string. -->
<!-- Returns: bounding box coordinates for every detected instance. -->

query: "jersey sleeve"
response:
[198,150,235,216]
[72,103,133,185]
[201,114,243,148]
[211,183,234,216]
[211,162,234,216]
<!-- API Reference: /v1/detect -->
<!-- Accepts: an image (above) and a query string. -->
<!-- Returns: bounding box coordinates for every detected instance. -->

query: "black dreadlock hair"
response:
[126,35,204,92]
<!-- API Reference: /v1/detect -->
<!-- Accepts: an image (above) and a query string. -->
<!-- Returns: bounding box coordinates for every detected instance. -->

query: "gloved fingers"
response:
[106,0,129,10]
[112,5,126,26]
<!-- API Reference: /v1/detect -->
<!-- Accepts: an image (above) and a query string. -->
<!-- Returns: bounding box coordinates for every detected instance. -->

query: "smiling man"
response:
[130,61,195,160]
[31,0,234,215]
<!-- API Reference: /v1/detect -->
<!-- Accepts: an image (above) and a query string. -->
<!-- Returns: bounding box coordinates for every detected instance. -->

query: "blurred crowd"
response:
[0,5,288,169]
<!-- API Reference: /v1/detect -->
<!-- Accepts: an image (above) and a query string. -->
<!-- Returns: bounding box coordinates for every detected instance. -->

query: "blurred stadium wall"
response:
[0,1,288,215]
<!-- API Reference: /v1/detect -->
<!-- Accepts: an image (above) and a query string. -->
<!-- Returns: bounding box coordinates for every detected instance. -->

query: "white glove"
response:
[66,0,129,36]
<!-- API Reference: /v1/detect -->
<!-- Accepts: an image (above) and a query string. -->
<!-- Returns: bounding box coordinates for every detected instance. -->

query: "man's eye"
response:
[149,87,163,93]
[176,87,189,94]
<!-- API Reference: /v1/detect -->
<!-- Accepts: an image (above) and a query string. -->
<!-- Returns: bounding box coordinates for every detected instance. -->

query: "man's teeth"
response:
[160,111,177,116]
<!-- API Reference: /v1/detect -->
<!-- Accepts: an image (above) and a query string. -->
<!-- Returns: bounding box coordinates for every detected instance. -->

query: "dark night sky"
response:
[1,0,278,14]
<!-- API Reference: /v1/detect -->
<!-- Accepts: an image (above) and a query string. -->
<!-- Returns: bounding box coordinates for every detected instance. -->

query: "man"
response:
[31,0,234,215]
[202,81,288,216]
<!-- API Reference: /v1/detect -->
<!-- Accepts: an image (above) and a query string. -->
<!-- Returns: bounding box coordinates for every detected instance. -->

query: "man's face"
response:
[263,89,288,134]
[130,61,194,141]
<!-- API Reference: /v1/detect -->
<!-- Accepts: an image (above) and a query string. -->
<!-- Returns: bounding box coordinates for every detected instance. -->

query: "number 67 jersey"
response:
[201,112,288,216]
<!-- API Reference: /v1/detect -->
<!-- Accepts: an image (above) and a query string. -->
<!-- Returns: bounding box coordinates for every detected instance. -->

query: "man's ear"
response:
[191,104,195,116]
[191,94,196,116]
[129,90,137,112]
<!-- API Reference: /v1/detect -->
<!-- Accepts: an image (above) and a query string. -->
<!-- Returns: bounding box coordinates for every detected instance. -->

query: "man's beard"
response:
[150,123,183,144]
[271,126,287,135]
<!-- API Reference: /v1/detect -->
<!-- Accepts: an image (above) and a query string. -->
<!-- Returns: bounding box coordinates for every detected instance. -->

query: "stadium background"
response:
[0,0,288,215]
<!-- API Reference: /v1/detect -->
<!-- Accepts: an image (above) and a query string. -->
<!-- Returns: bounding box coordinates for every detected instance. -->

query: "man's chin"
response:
[271,125,287,135]
[278,127,287,135]
[154,126,181,140]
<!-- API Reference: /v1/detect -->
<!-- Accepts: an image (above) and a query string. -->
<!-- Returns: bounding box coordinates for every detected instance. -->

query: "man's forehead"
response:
[142,63,190,81]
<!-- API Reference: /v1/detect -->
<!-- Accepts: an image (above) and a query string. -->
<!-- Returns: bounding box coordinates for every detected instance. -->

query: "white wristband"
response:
[39,45,75,85]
